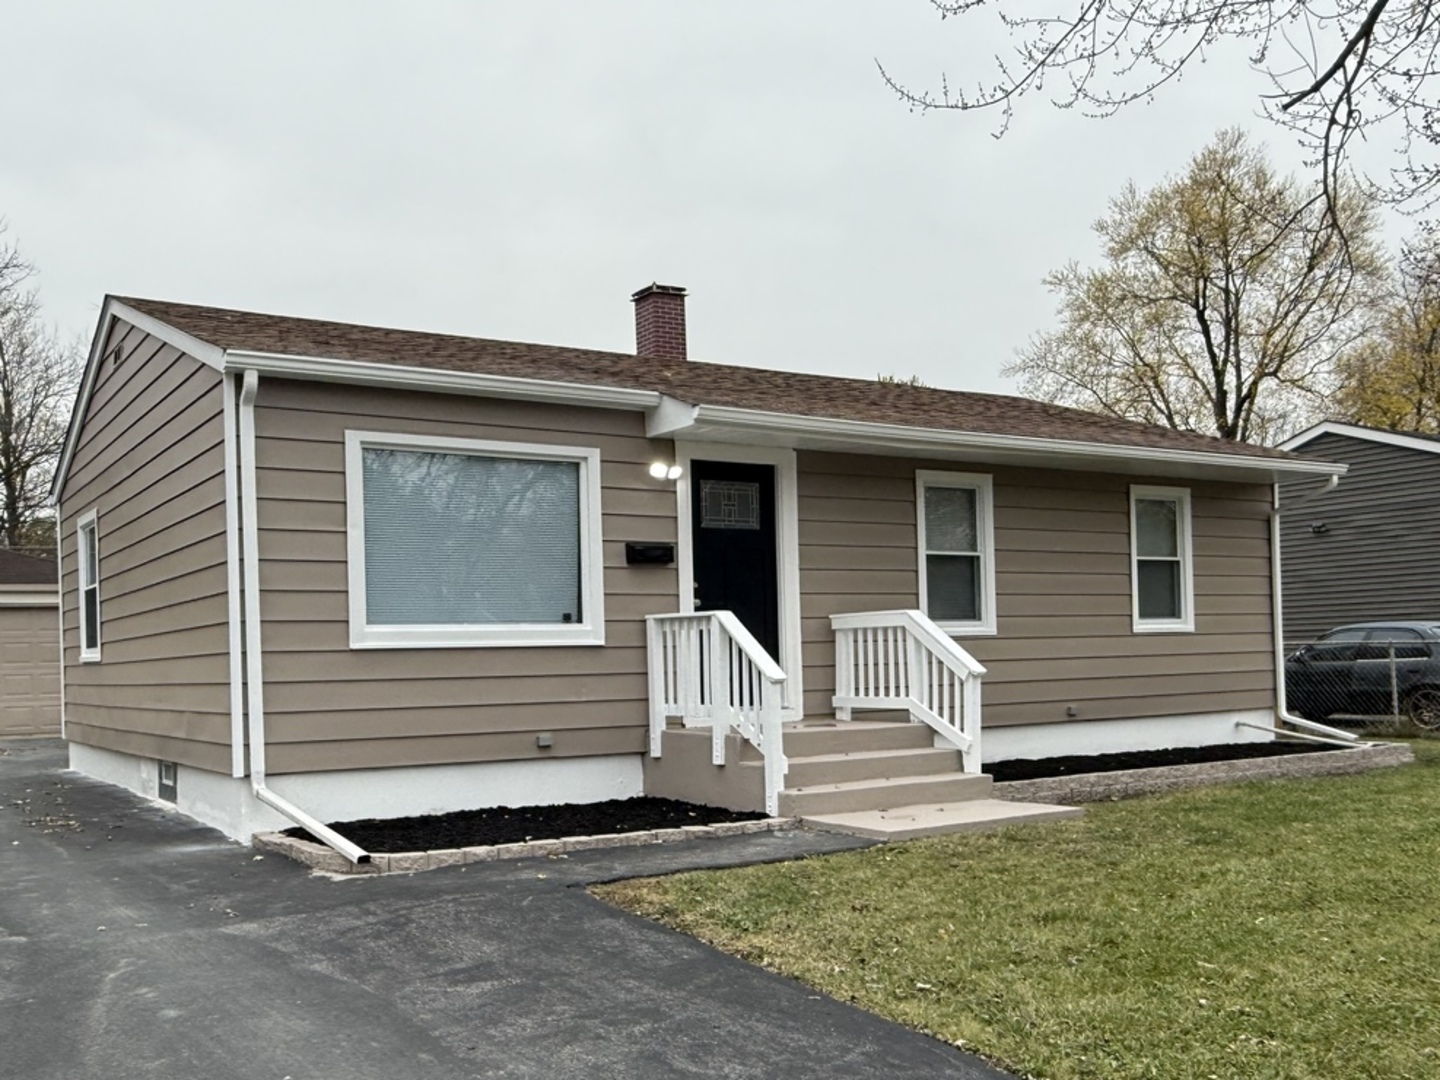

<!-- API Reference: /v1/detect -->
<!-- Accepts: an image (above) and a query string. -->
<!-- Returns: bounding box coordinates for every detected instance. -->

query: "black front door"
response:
[691,459,780,660]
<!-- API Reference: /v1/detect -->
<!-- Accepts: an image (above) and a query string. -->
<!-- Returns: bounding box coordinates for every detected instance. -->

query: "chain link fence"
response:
[1285,631,1440,737]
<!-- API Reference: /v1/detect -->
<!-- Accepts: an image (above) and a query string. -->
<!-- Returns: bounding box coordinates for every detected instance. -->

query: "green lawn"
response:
[596,742,1440,1080]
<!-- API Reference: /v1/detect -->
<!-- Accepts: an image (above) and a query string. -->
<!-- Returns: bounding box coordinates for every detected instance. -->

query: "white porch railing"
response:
[645,611,789,815]
[830,609,986,772]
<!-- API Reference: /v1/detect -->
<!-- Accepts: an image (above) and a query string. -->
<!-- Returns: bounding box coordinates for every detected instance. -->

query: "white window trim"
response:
[673,442,805,720]
[77,508,101,662]
[916,470,997,636]
[1130,484,1195,634]
[344,430,606,649]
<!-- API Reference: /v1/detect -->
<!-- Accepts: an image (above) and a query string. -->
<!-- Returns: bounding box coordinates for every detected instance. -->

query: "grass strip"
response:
[596,741,1440,1080]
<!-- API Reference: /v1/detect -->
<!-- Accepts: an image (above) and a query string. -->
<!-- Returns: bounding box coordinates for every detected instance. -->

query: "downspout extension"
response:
[1269,476,1362,744]
[236,368,369,864]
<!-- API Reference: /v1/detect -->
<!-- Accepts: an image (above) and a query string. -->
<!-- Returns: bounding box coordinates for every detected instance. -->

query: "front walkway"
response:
[1,739,1013,1079]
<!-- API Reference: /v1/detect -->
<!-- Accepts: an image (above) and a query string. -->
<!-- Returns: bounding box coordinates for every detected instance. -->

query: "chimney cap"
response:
[631,282,687,302]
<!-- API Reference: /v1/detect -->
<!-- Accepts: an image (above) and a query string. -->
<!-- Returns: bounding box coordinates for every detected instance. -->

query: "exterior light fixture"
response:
[649,461,683,481]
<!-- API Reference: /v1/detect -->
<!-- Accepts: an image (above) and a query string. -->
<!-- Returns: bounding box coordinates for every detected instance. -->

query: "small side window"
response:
[77,509,101,661]
[1130,486,1194,633]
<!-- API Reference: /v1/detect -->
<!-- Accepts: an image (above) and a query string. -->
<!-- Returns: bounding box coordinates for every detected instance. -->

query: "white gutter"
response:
[662,403,1347,480]
[223,349,661,411]
[1269,476,1360,743]
[236,368,370,864]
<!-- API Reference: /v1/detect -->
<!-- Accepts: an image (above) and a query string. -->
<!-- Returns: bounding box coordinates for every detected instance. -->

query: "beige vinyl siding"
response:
[251,378,678,774]
[0,603,61,736]
[798,451,1275,727]
[59,321,230,769]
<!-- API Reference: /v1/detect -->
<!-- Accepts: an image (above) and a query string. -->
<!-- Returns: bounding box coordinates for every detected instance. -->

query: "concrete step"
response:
[762,746,965,788]
[803,798,1084,840]
[779,772,993,816]
[736,720,933,762]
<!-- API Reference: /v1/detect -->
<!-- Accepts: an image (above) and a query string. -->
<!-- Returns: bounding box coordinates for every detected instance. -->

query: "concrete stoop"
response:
[802,798,1083,840]
[649,719,1083,841]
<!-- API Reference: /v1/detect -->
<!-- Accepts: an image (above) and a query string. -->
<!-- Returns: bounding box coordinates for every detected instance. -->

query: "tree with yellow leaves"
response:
[1334,234,1440,433]
[1006,130,1385,444]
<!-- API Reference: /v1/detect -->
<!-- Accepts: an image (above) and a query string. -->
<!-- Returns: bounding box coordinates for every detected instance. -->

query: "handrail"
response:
[646,611,789,816]
[831,609,986,772]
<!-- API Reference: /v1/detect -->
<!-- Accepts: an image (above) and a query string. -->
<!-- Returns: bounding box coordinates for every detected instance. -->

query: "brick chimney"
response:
[631,283,687,361]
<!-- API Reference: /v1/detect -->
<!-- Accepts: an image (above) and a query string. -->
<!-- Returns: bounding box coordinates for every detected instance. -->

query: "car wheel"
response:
[1405,687,1440,731]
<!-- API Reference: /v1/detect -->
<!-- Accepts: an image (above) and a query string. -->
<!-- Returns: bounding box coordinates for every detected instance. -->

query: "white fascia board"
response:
[49,298,226,504]
[1279,421,1440,457]
[681,405,1348,481]
[106,301,225,371]
[223,349,661,411]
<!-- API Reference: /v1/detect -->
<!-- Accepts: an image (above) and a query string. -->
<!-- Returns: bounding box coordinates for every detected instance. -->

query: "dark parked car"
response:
[1286,621,1440,728]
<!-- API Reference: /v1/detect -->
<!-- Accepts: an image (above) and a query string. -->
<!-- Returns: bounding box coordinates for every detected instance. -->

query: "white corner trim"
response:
[225,349,660,411]
[222,373,246,778]
[674,441,804,719]
[1129,485,1195,634]
[343,430,606,649]
[76,507,101,662]
[915,469,998,636]
[54,496,65,739]
[685,404,1346,478]
[1279,421,1440,457]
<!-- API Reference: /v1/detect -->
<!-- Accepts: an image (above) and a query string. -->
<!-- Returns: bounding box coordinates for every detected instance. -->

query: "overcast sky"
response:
[2,2,1407,395]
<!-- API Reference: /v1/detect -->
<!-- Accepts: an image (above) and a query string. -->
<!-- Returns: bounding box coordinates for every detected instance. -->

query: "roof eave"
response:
[1280,421,1440,457]
[222,349,662,410]
[658,403,1346,482]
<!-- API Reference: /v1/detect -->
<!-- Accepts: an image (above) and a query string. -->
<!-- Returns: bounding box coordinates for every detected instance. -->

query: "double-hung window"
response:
[345,431,605,648]
[916,471,996,635]
[77,509,101,661]
[1130,485,1194,632]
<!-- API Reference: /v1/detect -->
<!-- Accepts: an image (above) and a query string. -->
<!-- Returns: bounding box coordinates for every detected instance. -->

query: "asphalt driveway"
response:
[1,739,1012,1079]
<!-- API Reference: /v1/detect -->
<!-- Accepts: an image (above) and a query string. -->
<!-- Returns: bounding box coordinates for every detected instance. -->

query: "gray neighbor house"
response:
[53,286,1345,857]
[1278,422,1440,644]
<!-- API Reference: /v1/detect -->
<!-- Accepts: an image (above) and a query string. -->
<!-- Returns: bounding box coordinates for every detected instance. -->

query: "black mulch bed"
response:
[984,740,1339,783]
[283,796,768,853]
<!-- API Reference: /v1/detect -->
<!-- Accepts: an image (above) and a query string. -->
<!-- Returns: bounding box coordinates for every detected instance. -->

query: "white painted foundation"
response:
[979,709,1275,763]
[68,743,644,843]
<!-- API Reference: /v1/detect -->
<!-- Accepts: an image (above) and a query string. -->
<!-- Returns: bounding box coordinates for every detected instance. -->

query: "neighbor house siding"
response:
[251,378,679,774]
[58,320,231,770]
[1280,432,1440,643]
[798,452,1275,727]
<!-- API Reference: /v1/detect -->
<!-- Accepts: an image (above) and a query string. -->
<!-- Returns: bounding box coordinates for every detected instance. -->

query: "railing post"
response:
[834,627,852,721]
[963,674,982,773]
[710,616,729,766]
[646,618,665,757]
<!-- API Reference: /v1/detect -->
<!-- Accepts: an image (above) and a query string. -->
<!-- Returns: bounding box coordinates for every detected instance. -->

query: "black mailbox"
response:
[625,542,675,565]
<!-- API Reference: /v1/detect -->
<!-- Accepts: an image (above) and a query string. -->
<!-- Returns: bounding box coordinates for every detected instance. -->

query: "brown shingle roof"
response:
[0,549,58,586]
[116,296,1298,462]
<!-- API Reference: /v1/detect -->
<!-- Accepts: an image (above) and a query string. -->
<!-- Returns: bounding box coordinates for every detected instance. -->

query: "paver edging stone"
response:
[991,741,1414,806]
[252,816,796,875]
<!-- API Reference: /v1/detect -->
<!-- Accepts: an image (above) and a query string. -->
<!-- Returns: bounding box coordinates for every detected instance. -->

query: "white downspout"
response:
[1270,476,1359,742]
[235,368,369,864]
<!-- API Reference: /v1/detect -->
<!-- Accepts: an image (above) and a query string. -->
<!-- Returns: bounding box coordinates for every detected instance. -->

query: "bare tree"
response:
[882,0,1440,217]
[0,228,81,554]
[1005,130,1385,444]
